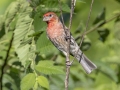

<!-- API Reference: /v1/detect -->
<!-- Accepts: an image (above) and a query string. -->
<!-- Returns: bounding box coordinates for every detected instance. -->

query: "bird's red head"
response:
[43,12,58,23]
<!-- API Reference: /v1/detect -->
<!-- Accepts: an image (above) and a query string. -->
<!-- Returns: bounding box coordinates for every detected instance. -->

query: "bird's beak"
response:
[43,17,49,21]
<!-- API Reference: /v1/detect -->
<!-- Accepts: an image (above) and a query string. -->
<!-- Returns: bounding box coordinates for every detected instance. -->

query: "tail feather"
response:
[76,52,97,74]
[69,36,97,74]
[80,55,97,74]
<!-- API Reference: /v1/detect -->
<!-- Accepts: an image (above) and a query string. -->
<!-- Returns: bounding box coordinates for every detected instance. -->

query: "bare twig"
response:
[58,0,76,90]
[58,0,95,89]
[70,0,94,67]
[74,13,120,41]
[69,0,76,29]
[79,0,94,48]
[51,55,58,61]
[57,0,65,29]
[0,34,14,90]
[85,13,120,35]
[65,0,76,90]
[64,0,94,88]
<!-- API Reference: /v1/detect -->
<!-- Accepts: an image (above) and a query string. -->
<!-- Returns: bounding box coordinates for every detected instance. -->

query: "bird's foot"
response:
[66,60,74,66]
[66,60,71,66]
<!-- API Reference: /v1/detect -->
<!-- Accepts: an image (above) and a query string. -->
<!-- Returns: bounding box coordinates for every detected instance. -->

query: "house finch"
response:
[43,12,97,74]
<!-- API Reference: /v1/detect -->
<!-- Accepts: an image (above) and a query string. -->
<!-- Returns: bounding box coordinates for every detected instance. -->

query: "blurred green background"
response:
[0,0,15,15]
[0,0,120,90]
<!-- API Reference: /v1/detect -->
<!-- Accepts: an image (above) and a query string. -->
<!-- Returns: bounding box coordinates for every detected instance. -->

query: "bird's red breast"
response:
[43,12,64,38]
[46,21,64,39]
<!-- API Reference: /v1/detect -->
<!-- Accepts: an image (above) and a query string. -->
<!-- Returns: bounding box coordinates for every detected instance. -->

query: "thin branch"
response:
[57,0,119,89]
[51,55,58,61]
[85,13,120,35]
[58,0,94,89]
[70,0,94,66]
[74,13,120,40]
[79,0,94,48]
[58,0,66,29]
[58,0,76,90]
[68,0,76,29]
[0,33,14,90]
[65,0,76,90]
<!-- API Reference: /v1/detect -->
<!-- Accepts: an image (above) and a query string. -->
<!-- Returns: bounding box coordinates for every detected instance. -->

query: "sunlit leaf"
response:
[37,76,49,89]
[13,1,36,66]
[33,81,38,90]
[35,60,64,75]
[20,73,36,90]
[32,0,70,13]
[4,1,20,32]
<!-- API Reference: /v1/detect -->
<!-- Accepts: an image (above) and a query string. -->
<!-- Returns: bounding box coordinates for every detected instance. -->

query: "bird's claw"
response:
[66,60,74,66]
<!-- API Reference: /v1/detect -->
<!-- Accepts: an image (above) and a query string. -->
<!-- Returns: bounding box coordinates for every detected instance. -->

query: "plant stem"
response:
[58,0,76,90]
[85,13,120,35]
[79,0,94,48]
[65,0,76,90]
[0,33,14,90]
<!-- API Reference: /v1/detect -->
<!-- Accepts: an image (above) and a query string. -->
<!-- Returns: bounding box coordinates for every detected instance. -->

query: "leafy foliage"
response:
[93,7,106,25]
[13,1,35,66]
[0,0,120,90]
[35,61,64,75]
[20,73,36,90]
[37,76,49,89]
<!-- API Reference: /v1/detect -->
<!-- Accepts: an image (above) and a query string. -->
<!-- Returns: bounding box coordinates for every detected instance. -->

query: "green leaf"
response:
[36,32,58,56]
[0,15,4,31]
[96,61,118,82]
[35,61,64,75]
[33,14,46,32]
[93,7,106,25]
[13,1,36,66]
[33,81,38,90]
[3,74,18,90]
[21,73,36,90]
[37,76,49,89]
[4,1,20,32]
[25,59,31,69]
[35,0,70,13]
[61,3,71,12]
[81,36,91,51]
[97,28,110,42]
[116,0,120,3]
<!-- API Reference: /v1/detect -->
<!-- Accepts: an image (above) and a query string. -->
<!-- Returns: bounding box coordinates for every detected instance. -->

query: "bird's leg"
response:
[63,52,71,66]
[66,60,71,66]
[66,58,74,66]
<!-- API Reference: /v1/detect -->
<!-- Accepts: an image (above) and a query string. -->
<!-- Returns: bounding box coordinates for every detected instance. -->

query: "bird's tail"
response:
[76,51,97,74]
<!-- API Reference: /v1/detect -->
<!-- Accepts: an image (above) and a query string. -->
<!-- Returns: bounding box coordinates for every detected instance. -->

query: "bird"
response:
[43,12,97,74]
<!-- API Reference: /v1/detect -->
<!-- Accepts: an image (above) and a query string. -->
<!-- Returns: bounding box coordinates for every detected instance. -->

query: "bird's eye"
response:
[49,14,52,17]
